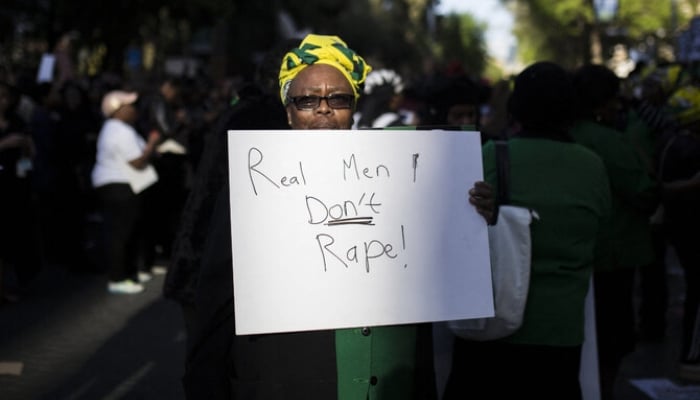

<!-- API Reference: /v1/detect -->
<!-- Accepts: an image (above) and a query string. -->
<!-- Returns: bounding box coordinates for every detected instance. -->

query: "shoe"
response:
[138,271,153,283]
[151,265,167,275]
[107,280,144,294]
[679,362,700,382]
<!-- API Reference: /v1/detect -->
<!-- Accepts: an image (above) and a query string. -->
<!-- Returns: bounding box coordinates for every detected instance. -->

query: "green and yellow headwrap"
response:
[278,34,372,105]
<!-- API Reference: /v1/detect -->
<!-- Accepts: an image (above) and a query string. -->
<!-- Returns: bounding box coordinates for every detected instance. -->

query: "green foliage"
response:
[511,0,589,67]
[510,0,688,67]
[616,0,671,37]
[433,14,488,76]
[1,0,493,80]
[277,0,438,75]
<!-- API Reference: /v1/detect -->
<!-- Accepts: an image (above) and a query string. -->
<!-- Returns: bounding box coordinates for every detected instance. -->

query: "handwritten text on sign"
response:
[228,130,493,335]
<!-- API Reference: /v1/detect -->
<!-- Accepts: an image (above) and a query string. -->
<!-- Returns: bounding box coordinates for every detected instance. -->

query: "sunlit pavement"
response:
[0,266,186,400]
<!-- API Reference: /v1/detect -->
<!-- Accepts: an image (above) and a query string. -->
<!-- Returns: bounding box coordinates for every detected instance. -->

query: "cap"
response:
[101,90,138,118]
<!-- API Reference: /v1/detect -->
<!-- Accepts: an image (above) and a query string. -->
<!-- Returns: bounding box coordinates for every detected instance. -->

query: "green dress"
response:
[336,325,436,400]
[570,119,659,270]
[482,137,611,346]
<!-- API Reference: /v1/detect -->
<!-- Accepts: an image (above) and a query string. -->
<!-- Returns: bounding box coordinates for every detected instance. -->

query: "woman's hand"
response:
[469,181,496,224]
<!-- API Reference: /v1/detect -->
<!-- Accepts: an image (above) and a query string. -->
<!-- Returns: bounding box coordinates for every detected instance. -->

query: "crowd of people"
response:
[1,31,700,399]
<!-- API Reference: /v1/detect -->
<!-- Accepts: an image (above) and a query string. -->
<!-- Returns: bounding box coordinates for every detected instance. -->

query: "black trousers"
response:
[444,338,583,400]
[594,267,636,400]
[97,183,143,282]
[667,223,700,363]
[143,153,189,266]
[0,174,42,285]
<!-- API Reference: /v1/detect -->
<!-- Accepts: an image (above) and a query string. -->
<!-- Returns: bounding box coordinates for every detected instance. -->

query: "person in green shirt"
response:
[445,61,612,399]
[570,63,660,400]
[658,84,700,381]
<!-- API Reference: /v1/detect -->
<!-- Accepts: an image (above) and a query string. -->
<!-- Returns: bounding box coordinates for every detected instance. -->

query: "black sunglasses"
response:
[287,94,355,110]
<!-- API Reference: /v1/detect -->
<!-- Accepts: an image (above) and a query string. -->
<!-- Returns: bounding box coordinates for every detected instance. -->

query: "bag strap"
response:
[491,140,510,225]
[495,140,510,205]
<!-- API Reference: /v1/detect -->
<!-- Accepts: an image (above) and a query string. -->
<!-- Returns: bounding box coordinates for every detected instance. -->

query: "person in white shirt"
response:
[91,90,160,294]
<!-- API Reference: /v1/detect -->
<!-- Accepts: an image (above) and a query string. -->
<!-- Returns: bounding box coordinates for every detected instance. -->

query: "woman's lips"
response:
[309,120,339,129]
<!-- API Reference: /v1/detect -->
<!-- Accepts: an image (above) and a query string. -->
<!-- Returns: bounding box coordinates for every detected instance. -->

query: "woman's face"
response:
[114,103,138,125]
[285,64,355,130]
[447,104,478,126]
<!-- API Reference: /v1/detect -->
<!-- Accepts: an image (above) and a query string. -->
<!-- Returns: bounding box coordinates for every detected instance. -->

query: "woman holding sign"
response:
[183,34,494,400]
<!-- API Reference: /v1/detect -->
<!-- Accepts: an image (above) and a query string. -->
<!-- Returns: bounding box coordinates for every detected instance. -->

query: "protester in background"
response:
[57,79,102,220]
[658,84,700,381]
[354,68,409,129]
[479,78,515,141]
[137,76,190,275]
[27,83,60,267]
[53,32,78,90]
[622,65,679,343]
[444,61,611,399]
[421,71,484,135]
[28,81,88,271]
[91,90,160,294]
[179,76,226,173]
[182,33,494,400]
[0,80,41,303]
[570,64,660,400]
[164,38,296,351]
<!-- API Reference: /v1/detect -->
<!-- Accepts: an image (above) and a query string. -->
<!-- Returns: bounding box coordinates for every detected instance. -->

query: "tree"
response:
[507,0,692,68]
[1,0,493,84]
[278,0,436,73]
[433,13,488,77]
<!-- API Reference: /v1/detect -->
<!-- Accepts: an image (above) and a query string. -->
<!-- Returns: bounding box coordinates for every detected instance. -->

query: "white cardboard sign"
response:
[227,129,493,335]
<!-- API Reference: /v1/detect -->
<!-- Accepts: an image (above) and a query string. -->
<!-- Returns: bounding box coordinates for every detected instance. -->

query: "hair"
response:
[425,75,481,125]
[508,61,575,137]
[572,64,620,119]
[356,84,400,128]
[163,75,183,88]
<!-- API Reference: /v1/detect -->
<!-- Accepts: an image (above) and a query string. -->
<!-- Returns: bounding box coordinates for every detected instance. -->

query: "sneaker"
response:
[107,280,144,294]
[151,265,167,275]
[138,271,153,283]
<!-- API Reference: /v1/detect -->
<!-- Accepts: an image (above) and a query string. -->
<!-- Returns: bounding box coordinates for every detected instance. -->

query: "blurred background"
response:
[1,0,698,86]
[2,2,700,399]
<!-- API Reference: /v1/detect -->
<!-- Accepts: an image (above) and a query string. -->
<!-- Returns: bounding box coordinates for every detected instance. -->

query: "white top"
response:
[91,118,158,194]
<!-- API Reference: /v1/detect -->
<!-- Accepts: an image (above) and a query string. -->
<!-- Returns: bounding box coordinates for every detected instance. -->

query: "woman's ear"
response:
[286,107,293,127]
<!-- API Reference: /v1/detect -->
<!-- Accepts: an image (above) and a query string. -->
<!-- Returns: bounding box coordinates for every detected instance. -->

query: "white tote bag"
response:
[449,140,537,341]
[449,204,537,340]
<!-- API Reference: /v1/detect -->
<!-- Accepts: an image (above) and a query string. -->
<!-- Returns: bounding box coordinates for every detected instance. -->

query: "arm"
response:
[128,131,160,170]
[469,180,495,224]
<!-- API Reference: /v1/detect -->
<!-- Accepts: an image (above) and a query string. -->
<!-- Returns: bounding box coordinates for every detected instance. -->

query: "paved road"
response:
[0,246,698,400]
[0,266,185,400]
